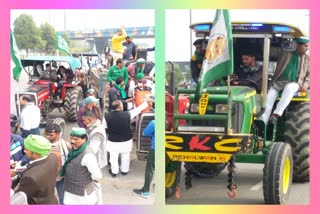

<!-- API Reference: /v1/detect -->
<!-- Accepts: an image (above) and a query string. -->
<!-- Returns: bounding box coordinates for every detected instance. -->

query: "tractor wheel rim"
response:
[165,171,176,188]
[283,157,291,194]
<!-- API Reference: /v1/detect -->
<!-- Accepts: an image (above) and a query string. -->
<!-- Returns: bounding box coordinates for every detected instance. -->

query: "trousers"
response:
[260,82,299,124]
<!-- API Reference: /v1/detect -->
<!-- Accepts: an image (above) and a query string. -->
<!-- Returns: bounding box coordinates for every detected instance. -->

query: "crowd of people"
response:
[10,26,156,205]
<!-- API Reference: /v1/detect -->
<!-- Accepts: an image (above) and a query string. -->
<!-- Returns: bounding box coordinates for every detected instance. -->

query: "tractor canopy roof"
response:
[190,21,304,38]
[21,56,81,71]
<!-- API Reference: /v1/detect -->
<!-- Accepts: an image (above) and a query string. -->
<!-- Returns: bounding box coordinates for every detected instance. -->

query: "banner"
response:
[10,31,23,81]
[197,9,233,94]
[56,33,71,56]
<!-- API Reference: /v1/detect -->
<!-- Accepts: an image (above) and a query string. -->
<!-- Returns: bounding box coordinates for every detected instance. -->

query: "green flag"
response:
[10,31,23,81]
[197,9,233,95]
[56,33,71,56]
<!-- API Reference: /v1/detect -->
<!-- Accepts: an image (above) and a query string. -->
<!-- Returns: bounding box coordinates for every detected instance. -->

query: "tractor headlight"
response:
[190,103,199,113]
[216,104,228,113]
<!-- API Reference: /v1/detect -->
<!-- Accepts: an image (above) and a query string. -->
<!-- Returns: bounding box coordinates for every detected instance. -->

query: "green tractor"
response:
[165,21,309,204]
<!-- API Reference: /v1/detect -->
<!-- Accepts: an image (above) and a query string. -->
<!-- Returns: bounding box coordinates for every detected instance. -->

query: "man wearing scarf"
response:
[62,128,102,205]
[108,77,135,111]
[14,135,59,204]
[127,58,146,80]
[260,36,310,124]
[191,39,208,83]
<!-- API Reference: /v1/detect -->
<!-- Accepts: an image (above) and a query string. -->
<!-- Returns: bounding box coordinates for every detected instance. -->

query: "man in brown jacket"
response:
[261,36,310,124]
[14,135,59,204]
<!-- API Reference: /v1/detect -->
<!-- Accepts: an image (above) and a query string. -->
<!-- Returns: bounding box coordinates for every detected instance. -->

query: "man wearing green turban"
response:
[261,36,310,124]
[14,135,59,204]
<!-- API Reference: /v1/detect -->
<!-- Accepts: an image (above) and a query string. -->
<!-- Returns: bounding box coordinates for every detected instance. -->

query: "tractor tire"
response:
[165,157,180,198]
[184,162,227,178]
[263,142,293,204]
[52,118,65,136]
[284,102,310,182]
[65,86,83,122]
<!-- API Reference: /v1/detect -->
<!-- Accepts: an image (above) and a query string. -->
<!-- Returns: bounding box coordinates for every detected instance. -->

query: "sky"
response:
[166,9,310,61]
[10,9,155,31]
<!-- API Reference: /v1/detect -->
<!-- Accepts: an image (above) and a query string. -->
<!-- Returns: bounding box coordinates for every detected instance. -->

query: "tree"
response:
[40,23,56,55]
[13,13,44,55]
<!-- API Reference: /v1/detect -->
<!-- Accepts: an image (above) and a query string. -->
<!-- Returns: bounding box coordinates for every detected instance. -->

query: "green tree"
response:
[40,23,56,55]
[13,13,44,55]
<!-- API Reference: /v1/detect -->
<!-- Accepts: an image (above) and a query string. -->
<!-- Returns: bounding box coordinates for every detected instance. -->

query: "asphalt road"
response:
[11,71,155,205]
[166,163,309,205]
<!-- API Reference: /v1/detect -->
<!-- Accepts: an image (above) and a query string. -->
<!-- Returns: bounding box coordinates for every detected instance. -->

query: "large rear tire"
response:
[263,142,293,204]
[64,86,83,121]
[184,162,227,178]
[284,102,309,182]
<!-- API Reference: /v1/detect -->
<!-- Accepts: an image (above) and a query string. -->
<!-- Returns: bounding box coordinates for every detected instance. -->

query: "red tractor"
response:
[11,56,84,134]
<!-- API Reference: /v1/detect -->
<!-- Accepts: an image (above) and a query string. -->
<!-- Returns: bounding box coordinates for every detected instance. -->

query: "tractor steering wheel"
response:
[230,79,260,93]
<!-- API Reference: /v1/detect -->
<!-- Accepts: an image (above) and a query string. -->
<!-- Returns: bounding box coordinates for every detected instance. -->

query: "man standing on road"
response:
[82,111,108,170]
[260,36,310,124]
[45,123,71,205]
[133,119,155,199]
[105,100,149,177]
[17,95,41,138]
[14,135,59,204]
[62,128,102,205]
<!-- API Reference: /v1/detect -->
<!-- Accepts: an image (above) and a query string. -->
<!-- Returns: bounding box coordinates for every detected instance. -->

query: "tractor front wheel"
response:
[263,142,293,204]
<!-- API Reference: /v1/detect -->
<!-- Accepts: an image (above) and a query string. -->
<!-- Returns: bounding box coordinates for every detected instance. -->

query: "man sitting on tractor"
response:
[108,77,135,111]
[260,36,310,124]
[233,50,263,92]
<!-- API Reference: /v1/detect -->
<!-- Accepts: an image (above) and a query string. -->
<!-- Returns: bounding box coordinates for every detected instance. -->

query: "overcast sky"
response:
[11,9,155,31]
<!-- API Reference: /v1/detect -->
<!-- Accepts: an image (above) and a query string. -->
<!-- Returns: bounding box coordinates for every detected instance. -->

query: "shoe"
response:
[133,189,150,199]
[269,114,279,125]
[108,169,117,178]
[121,171,128,176]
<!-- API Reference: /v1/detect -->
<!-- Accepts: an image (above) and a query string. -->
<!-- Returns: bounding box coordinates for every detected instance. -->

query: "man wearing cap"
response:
[62,127,102,204]
[260,36,310,124]
[191,39,208,83]
[77,90,93,128]
[112,26,127,65]
[123,35,137,62]
[106,58,129,86]
[45,122,71,204]
[14,135,59,204]
[106,100,150,177]
[127,58,146,80]
[127,72,148,110]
